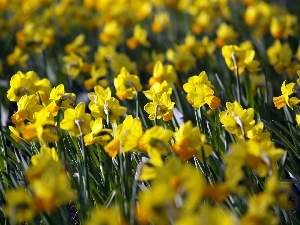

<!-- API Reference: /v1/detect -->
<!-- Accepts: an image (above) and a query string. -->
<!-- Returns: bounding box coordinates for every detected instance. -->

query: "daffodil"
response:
[172,121,213,161]
[6,46,29,67]
[246,122,270,141]
[114,67,142,100]
[267,40,292,74]
[104,115,143,157]
[270,13,297,39]
[148,60,177,86]
[7,71,35,102]
[4,187,36,223]
[88,96,127,124]
[143,80,172,101]
[62,53,89,79]
[219,101,255,139]
[225,140,285,177]
[11,94,44,126]
[222,45,256,75]
[273,81,300,109]
[65,33,90,58]
[99,20,123,45]
[151,12,170,33]
[85,206,123,225]
[126,24,150,49]
[21,108,59,143]
[110,53,137,75]
[138,125,173,154]
[215,23,238,47]
[183,71,220,110]
[144,92,175,121]
[166,46,196,72]
[84,118,113,146]
[46,84,76,116]
[60,102,92,136]
[84,65,108,91]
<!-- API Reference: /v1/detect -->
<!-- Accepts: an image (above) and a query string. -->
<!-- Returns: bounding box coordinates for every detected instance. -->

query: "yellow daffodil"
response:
[110,53,137,75]
[138,125,173,154]
[246,122,270,141]
[219,101,255,139]
[46,84,76,116]
[60,102,92,136]
[267,40,292,74]
[183,71,220,110]
[4,187,36,223]
[65,33,90,58]
[114,67,142,100]
[273,81,300,109]
[11,94,44,126]
[270,13,297,39]
[84,118,113,146]
[88,96,127,124]
[84,65,108,91]
[6,46,29,67]
[172,121,212,161]
[104,115,143,157]
[148,60,177,86]
[151,12,170,33]
[166,46,196,72]
[62,53,89,79]
[222,45,256,75]
[225,140,285,177]
[143,80,172,101]
[21,108,59,143]
[99,20,123,45]
[126,24,150,49]
[215,23,238,47]
[85,206,122,225]
[26,147,76,212]
[7,71,35,102]
[144,92,175,121]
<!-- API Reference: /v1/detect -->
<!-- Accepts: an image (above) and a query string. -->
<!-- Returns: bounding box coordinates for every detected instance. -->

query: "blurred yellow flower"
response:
[267,40,292,74]
[65,33,90,58]
[270,13,297,39]
[166,46,196,72]
[114,67,142,100]
[4,187,36,224]
[172,121,212,161]
[215,23,238,47]
[99,20,123,45]
[126,24,150,49]
[85,206,122,225]
[138,125,173,154]
[6,46,29,67]
[148,60,177,86]
[225,140,285,177]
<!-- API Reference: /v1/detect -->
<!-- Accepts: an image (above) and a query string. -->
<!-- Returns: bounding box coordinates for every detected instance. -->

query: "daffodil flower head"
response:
[114,67,142,100]
[219,101,255,139]
[273,81,300,109]
[7,71,35,102]
[60,102,92,136]
[65,33,90,58]
[149,60,177,86]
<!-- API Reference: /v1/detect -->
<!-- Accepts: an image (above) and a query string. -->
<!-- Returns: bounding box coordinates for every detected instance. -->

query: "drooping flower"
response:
[84,118,113,146]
